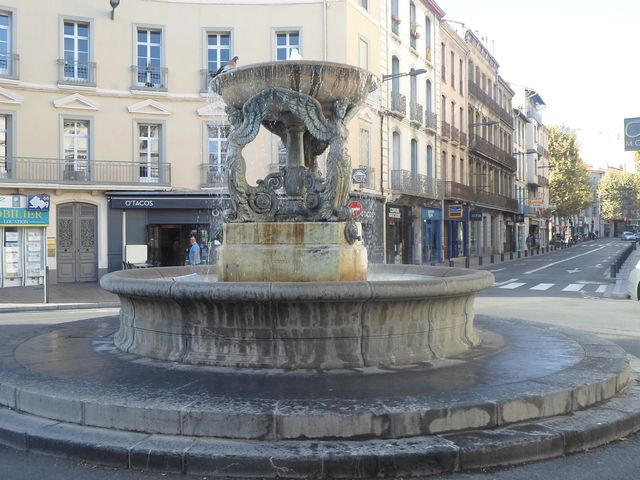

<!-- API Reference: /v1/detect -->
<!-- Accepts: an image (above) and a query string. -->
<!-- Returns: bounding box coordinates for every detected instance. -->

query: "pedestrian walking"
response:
[188,236,201,265]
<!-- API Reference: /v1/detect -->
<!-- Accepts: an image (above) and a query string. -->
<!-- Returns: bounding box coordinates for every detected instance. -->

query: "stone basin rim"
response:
[100,264,494,302]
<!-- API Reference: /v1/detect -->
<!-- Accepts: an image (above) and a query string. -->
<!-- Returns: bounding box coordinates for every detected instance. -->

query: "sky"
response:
[437,0,639,172]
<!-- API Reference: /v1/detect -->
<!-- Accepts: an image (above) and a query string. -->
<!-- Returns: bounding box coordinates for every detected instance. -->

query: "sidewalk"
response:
[0,242,637,313]
[0,281,120,313]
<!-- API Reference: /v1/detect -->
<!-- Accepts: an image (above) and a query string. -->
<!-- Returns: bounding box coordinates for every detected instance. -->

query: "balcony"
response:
[469,135,517,171]
[409,102,423,125]
[459,131,468,147]
[0,53,19,79]
[450,126,460,144]
[468,79,513,125]
[0,157,171,186]
[425,111,437,131]
[441,120,451,139]
[57,59,97,87]
[390,169,442,199]
[200,163,227,188]
[390,91,406,117]
[475,189,518,212]
[445,181,474,203]
[131,65,168,91]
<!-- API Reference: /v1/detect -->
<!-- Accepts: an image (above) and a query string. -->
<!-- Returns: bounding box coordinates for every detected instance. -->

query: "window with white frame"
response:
[358,38,368,70]
[136,28,162,87]
[63,120,89,173]
[359,127,370,168]
[63,21,90,81]
[0,13,11,75]
[138,123,161,182]
[207,32,230,75]
[276,31,300,61]
[360,0,368,11]
[0,115,8,177]
[207,123,230,168]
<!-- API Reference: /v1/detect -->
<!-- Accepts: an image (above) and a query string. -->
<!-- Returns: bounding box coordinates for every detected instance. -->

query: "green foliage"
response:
[547,125,592,217]
[598,170,639,220]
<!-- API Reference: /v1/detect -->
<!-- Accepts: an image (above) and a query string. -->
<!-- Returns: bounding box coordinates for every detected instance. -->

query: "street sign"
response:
[470,210,482,221]
[348,200,363,217]
[351,167,368,184]
[528,197,544,206]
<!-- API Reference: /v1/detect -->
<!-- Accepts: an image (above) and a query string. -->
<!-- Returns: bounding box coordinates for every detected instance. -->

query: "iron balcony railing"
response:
[469,135,517,171]
[441,120,451,139]
[0,53,19,79]
[450,126,460,144]
[390,169,442,199]
[57,59,96,86]
[131,65,168,91]
[409,102,423,125]
[468,79,513,125]
[475,189,518,212]
[425,111,437,131]
[390,91,407,117]
[200,163,227,188]
[444,181,474,203]
[0,157,171,186]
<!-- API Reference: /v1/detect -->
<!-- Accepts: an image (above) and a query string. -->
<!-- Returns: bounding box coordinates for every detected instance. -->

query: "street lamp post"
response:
[382,68,428,82]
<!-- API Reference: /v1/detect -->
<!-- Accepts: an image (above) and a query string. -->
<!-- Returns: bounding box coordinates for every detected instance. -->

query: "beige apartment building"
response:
[383,0,444,265]
[0,0,384,287]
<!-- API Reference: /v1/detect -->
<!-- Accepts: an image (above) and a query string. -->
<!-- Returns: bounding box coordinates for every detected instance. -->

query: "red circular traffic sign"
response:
[348,200,363,217]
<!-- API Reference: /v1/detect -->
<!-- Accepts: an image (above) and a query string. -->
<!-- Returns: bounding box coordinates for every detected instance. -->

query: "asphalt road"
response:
[0,247,639,480]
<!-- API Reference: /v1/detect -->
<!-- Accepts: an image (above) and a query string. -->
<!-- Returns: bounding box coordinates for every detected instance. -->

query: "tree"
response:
[547,125,592,218]
[598,170,639,221]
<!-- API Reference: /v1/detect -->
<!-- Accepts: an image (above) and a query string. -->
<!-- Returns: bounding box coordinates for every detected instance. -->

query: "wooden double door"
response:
[57,202,97,283]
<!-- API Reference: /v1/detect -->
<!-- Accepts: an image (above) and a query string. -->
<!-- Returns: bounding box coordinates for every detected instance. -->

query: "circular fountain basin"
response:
[211,60,379,113]
[100,265,493,369]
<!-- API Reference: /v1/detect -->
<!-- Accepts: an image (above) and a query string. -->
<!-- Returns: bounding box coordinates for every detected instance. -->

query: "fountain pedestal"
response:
[218,222,367,282]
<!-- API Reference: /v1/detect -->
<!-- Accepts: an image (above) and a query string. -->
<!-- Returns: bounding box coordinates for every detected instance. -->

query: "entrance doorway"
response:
[147,224,210,266]
[57,202,98,283]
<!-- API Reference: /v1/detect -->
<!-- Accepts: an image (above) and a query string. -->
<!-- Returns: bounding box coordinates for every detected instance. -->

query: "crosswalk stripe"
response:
[596,285,607,293]
[493,278,518,287]
[530,283,554,290]
[562,284,584,292]
[499,282,526,289]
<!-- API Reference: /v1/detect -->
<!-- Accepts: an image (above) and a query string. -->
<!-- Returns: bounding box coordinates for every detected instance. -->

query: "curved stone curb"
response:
[0,382,639,478]
[0,317,629,440]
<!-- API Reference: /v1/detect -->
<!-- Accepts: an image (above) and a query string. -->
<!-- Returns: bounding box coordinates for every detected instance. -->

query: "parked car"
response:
[621,231,637,241]
[629,261,640,300]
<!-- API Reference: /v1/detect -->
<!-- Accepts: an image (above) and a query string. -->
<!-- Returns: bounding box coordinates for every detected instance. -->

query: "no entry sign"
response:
[348,200,363,217]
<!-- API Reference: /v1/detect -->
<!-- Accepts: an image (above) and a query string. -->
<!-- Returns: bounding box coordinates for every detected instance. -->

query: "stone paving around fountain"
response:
[0,313,639,478]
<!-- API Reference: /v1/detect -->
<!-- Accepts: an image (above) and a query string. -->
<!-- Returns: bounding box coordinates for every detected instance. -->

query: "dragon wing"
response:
[273,87,334,141]
[227,88,274,145]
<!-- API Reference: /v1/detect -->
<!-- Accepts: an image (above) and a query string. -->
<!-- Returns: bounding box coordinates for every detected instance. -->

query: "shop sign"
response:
[469,210,483,221]
[0,208,49,225]
[624,117,640,151]
[0,194,25,208]
[448,205,463,219]
[388,207,401,219]
[528,197,544,206]
[109,196,232,209]
[28,194,50,211]
[351,167,368,184]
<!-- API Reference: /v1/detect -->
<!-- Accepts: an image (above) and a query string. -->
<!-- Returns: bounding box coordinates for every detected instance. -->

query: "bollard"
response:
[524,250,528,257]
[490,254,495,264]
[536,247,540,255]
[517,251,521,259]
[478,256,483,266]
[501,253,505,262]
[465,257,470,268]
[510,252,513,260]
[449,260,454,267]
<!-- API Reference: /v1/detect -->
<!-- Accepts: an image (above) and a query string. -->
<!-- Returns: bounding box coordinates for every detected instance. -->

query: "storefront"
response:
[421,207,441,263]
[106,192,231,271]
[0,194,48,288]
[385,204,412,264]
[347,194,385,264]
[445,203,468,259]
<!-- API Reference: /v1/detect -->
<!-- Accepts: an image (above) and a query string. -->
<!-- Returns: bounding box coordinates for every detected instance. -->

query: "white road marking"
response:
[493,278,518,287]
[566,268,581,273]
[596,285,607,293]
[500,282,526,289]
[530,283,554,290]
[562,284,584,292]
[524,245,608,274]
[489,268,505,272]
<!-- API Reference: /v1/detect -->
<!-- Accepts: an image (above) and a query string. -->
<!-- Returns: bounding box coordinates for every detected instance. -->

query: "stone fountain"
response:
[106,61,491,370]
[0,61,635,479]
